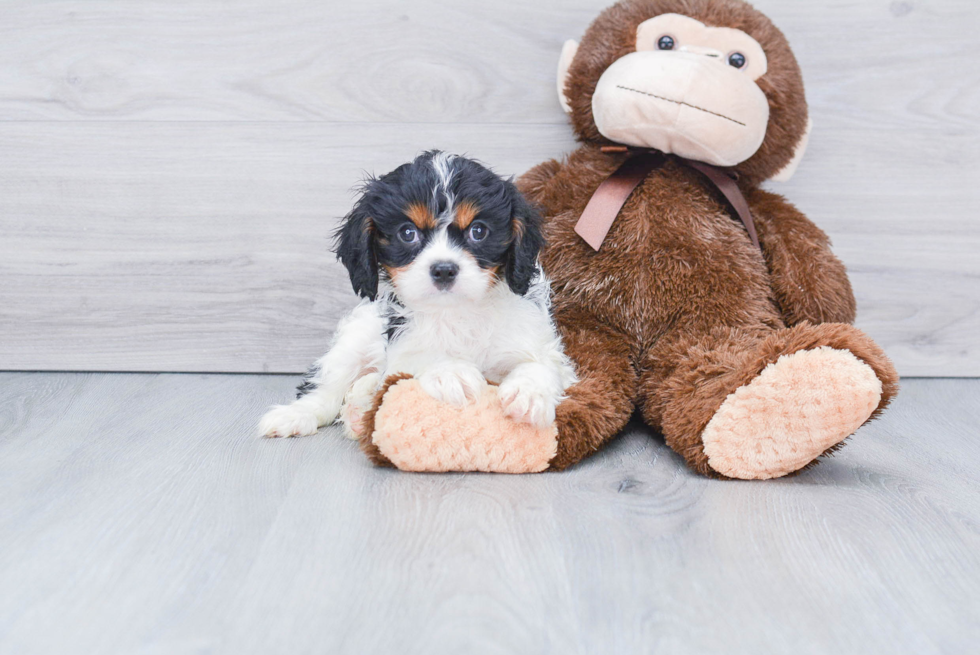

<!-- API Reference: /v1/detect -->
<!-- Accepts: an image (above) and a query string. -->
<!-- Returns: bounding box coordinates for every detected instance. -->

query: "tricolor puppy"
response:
[259,151,577,440]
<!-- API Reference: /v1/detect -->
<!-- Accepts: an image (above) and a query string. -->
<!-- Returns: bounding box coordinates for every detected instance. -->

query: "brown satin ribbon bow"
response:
[574,146,761,252]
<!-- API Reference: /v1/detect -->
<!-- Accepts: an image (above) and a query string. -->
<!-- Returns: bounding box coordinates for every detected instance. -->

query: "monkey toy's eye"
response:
[467,221,489,242]
[397,223,420,244]
[728,52,747,69]
[657,35,675,50]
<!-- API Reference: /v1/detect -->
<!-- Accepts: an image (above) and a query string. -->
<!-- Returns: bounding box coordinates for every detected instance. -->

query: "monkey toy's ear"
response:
[333,202,379,301]
[556,39,579,114]
[505,184,546,296]
[770,118,813,182]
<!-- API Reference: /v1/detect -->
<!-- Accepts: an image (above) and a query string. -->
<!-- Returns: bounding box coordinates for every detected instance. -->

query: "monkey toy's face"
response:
[558,0,812,182]
[595,14,769,166]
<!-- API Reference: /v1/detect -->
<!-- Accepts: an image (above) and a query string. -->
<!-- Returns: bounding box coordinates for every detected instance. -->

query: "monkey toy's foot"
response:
[700,346,882,480]
[359,375,558,473]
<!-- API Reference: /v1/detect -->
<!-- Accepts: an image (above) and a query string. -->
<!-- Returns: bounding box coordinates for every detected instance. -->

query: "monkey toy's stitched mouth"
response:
[615,85,746,126]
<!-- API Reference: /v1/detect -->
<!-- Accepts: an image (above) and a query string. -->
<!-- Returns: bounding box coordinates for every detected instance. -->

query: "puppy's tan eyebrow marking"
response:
[454,201,479,229]
[405,203,436,229]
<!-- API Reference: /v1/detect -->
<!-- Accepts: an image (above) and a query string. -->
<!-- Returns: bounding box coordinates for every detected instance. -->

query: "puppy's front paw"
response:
[498,375,559,428]
[258,404,321,438]
[419,363,487,406]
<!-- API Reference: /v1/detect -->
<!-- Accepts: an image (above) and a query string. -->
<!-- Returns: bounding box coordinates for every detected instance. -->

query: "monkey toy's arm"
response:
[747,187,857,326]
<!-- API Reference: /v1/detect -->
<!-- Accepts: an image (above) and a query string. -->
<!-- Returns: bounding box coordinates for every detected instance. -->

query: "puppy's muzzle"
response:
[430,261,459,291]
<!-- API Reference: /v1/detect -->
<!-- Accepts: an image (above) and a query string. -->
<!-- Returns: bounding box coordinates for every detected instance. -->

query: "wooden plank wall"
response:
[0,0,976,375]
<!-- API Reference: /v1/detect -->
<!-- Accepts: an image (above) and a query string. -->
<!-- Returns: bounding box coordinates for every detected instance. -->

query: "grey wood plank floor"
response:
[1,374,978,654]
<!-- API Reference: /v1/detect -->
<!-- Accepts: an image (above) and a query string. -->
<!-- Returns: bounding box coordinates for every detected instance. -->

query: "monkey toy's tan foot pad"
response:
[702,347,882,480]
[364,378,557,473]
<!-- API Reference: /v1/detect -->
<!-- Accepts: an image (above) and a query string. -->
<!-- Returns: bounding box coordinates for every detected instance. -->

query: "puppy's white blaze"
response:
[430,152,456,220]
[431,151,455,191]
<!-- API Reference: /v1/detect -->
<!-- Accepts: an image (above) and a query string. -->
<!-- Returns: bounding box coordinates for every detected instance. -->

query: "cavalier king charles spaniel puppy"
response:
[259,151,576,439]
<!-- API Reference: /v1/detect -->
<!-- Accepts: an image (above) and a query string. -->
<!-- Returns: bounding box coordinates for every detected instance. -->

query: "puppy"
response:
[259,151,577,440]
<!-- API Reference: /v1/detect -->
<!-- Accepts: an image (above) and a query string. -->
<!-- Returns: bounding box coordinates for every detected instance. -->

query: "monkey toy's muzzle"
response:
[591,50,770,167]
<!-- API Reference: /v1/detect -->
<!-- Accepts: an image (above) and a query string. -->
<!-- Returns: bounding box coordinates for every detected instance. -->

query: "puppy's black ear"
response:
[333,201,379,301]
[505,183,545,295]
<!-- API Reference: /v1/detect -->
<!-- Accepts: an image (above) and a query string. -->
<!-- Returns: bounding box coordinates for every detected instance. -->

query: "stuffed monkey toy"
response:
[361,0,899,479]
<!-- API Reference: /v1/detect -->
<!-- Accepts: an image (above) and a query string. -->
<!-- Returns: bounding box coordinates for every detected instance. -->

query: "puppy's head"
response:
[334,151,544,308]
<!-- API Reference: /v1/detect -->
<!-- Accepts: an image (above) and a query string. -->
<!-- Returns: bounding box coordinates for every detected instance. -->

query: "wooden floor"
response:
[1,373,977,654]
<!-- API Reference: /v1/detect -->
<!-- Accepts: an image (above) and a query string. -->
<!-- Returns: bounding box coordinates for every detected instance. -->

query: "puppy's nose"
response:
[430,261,459,290]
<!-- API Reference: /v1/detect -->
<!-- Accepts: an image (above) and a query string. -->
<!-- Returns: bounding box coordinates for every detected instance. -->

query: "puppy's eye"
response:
[467,221,489,242]
[728,52,746,69]
[657,35,675,50]
[397,224,419,244]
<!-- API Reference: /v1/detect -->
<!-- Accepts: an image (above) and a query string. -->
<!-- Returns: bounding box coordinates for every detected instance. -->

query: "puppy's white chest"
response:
[388,310,501,372]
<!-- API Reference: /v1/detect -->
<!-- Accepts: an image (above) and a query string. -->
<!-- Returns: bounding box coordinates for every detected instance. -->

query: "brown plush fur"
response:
[518,0,899,475]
